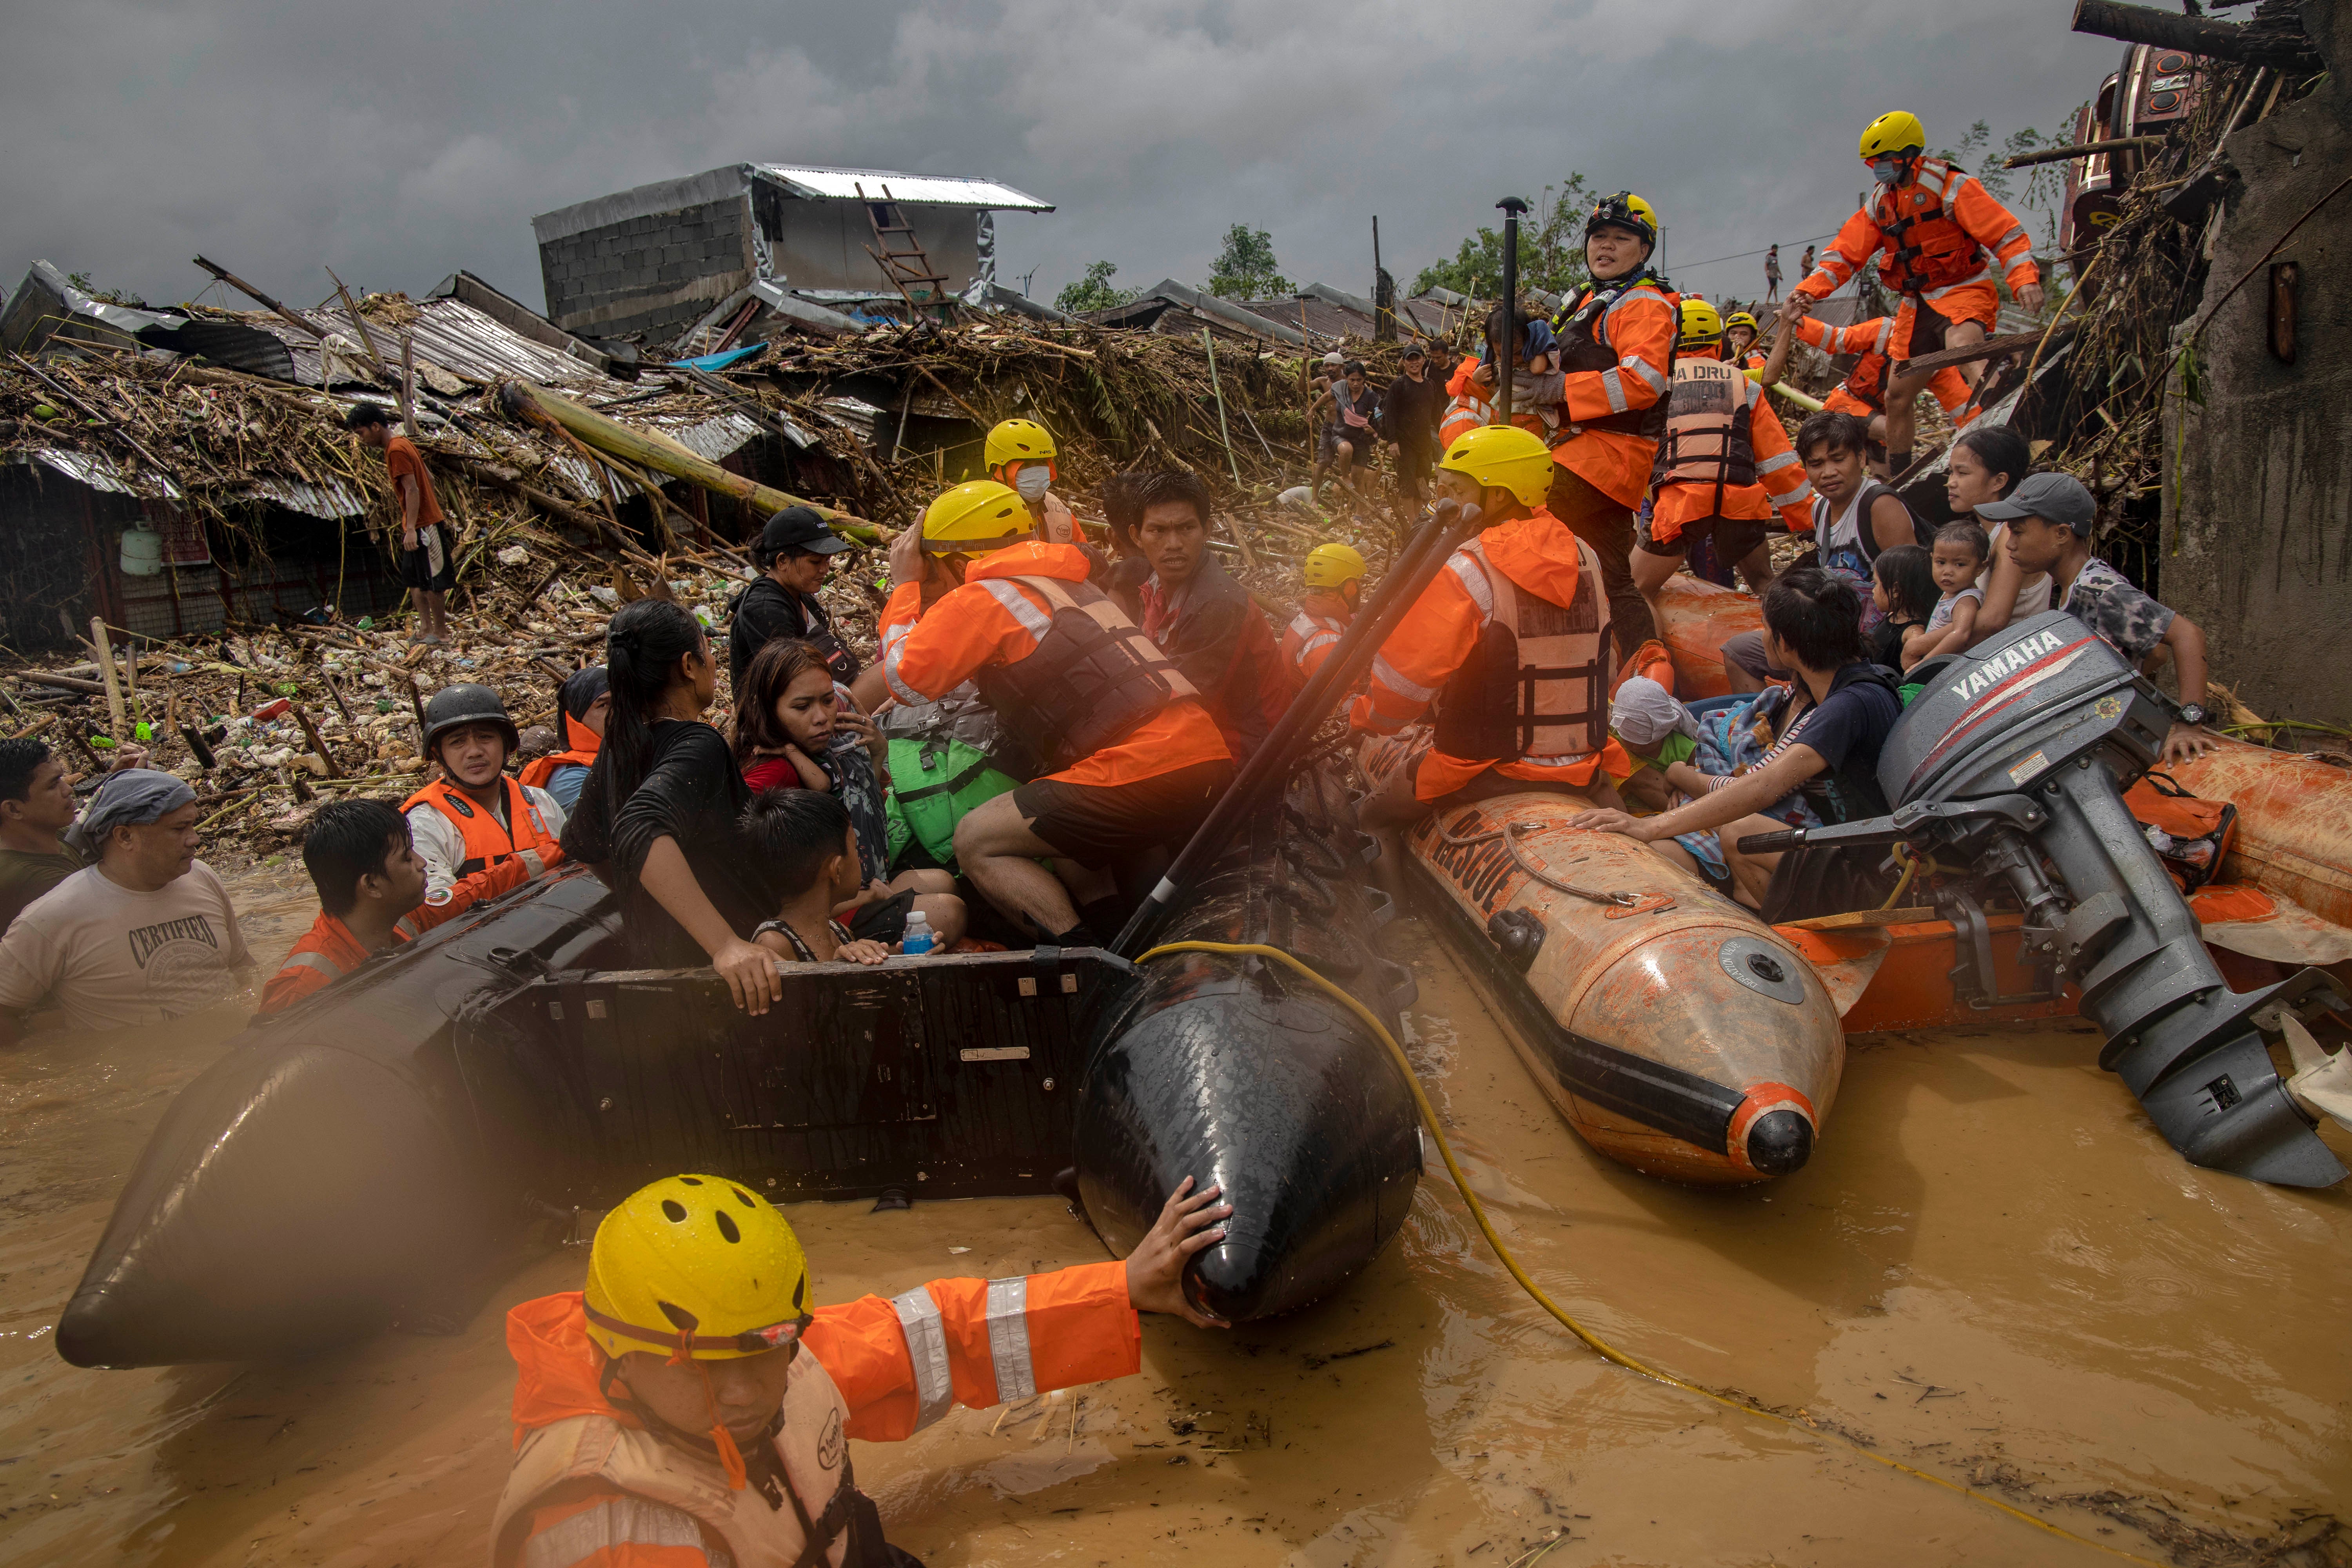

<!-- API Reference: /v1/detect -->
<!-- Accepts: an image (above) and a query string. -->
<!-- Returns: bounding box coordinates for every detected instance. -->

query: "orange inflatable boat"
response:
[1406,795,1846,1185]
[2166,740,2352,931]
[1655,574,1761,699]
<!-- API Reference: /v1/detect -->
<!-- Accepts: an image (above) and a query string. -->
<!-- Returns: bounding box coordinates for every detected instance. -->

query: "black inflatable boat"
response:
[58,773,1417,1367]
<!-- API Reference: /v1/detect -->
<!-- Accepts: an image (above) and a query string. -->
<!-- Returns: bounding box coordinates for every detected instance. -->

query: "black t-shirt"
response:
[1769,662,1903,822]
[730,576,858,691]
[1383,371,1445,450]
[562,720,774,969]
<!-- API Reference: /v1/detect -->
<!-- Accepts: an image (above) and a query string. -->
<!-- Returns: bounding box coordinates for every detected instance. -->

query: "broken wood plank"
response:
[15,670,106,696]
[1896,325,2075,377]
[2003,134,2168,169]
[192,256,328,343]
[2070,0,2318,69]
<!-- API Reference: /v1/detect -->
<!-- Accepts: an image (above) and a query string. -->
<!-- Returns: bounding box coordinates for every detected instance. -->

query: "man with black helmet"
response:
[403,683,566,896]
[729,506,864,702]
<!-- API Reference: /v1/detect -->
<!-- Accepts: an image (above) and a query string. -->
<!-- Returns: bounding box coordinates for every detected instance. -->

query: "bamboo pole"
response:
[90,618,128,737]
[1200,328,1246,489]
[499,380,882,544]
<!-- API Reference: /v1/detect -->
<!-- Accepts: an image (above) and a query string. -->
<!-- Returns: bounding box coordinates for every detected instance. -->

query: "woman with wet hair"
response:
[561,600,782,1012]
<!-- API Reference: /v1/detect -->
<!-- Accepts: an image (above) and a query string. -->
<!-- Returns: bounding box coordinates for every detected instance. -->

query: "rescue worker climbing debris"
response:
[1282,543,1368,686]
[1546,191,1679,661]
[984,417,1078,544]
[403,683,564,897]
[1793,110,2043,475]
[1353,425,1629,829]
[1775,296,1978,469]
[879,479,1233,946]
[492,1172,1233,1568]
[1631,298,1816,617]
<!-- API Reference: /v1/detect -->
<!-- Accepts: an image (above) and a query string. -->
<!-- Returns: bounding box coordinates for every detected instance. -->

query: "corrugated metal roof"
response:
[248,475,368,519]
[31,448,181,499]
[249,296,633,397]
[751,165,1053,212]
[642,411,763,464]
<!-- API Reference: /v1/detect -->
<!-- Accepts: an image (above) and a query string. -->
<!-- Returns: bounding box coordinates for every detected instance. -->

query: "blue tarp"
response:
[668,342,769,372]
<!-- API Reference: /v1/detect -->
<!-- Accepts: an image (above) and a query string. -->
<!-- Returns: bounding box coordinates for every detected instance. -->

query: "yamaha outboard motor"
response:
[1749,611,2347,1188]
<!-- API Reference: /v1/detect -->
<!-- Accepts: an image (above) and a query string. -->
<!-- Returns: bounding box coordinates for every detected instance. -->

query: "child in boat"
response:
[733,637,964,952]
[741,788,893,965]
[1911,522,1992,665]
[262,799,554,1012]
[1865,543,1938,671]
[1609,677,1707,813]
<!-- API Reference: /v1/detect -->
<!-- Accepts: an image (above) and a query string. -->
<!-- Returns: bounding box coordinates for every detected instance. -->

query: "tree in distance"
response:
[1055,261,1138,314]
[1206,224,1294,300]
[1413,174,1598,299]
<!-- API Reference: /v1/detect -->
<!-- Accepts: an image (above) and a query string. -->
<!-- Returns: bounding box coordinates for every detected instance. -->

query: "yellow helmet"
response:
[1725,311,1760,338]
[1677,298,1725,349]
[583,1175,812,1361]
[1585,191,1658,249]
[984,417,1057,471]
[920,479,1034,558]
[1302,542,1367,591]
[1859,111,1926,162]
[1439,424,1554,510]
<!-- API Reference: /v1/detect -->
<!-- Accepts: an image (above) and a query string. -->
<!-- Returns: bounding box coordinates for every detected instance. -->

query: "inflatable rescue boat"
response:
[58,776,1416,1367]
[1405,795,1846,1184]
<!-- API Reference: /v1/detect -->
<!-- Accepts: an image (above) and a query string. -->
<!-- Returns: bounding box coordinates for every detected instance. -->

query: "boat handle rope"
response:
[1138,939,2162,1565]
[1434,813,1675,916]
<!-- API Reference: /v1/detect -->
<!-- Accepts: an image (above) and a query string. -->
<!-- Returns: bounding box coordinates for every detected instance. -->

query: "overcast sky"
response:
[2,0,2121,320]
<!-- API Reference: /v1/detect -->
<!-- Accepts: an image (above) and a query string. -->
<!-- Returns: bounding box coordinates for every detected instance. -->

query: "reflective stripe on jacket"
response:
[260,853,541,1013]
[1791,313,1974,419]
[1795,159,2038,303]
[404,777,559,880]
[879,542,1228,787]
[1352,510,1628,798]
[1548,276,1679,508]
[1649,350,1814,539]
[1280,591,1353,685]
[493,1266,1139,1567]
[1438,355,1545,446]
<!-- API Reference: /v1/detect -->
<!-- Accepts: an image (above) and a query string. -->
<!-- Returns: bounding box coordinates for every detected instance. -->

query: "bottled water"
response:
[900,910,935,956]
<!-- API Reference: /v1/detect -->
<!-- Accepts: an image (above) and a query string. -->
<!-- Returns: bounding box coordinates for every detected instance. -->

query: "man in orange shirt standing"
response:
[1544,192,1679,662]
[347,403,456,645]
[879,481,1233,947]
[1790,111,2042,477]
[1353,426,1628,829]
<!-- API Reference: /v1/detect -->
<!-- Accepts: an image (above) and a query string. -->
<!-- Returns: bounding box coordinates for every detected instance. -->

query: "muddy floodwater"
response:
[3,866,2348,1566]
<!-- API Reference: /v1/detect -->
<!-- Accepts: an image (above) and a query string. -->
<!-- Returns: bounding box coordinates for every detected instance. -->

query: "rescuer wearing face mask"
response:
[985,417,1078,544]
[490,1172,1232,1568]
[1790,111,2044,479]
[1543,191,1681,662]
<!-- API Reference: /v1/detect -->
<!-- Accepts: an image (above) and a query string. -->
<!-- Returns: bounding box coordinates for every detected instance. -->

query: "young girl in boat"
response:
[1865,543,1939,671]
[732,637,965,953]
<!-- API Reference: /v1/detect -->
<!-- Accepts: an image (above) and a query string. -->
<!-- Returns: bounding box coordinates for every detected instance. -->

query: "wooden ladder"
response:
[859,183,951,314]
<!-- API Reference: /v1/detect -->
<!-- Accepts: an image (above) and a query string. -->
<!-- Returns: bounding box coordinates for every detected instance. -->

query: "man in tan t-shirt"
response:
[347,402,455,646]
[0,770,252,1042]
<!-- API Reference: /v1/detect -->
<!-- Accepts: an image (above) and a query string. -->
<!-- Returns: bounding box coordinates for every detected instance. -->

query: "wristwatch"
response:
[2175,702,2209,729]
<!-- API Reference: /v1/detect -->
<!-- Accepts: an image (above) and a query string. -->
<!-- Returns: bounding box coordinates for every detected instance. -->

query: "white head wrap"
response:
[1609,677,1695,747]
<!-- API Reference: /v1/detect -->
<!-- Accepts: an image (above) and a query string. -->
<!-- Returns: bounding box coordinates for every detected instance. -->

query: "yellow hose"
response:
[1139,940,2161,1563]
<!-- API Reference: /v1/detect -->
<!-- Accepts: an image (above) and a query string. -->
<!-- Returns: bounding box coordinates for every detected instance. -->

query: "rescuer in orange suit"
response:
[1791,110,2043,475]
[1280,543,1368,686]
[1544,191,1680,661]
[1765,297,1978,477]
[878,481,1234,947]
[1631,299,1816,622]
[490,1172,1232,1568]
[1353,425,1629,830]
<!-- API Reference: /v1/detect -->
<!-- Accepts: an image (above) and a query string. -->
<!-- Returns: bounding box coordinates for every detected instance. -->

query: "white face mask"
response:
[1013,467,1051,503]
[1872,157,1907,187]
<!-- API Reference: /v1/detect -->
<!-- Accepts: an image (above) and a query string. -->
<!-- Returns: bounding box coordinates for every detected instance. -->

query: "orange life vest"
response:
[1433,535,1611,762]
[1653,356,1758,509]
[403,776,555,877]
[1553,270,1679,439]
[518,711,600,791]
[490,1344,861,1568]
[1871,158,1988,297]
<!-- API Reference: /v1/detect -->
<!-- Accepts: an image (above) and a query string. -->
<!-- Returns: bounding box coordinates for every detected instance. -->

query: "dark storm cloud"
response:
[0,0,2121,316]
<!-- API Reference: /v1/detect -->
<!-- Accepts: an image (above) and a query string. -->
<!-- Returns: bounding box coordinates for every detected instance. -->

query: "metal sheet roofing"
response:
[642,411,764,465]
[31,448,181,499]
[751,165,1053,211]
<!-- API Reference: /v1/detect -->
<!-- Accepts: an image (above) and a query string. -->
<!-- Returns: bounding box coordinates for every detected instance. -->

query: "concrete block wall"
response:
[539,194,757,345]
